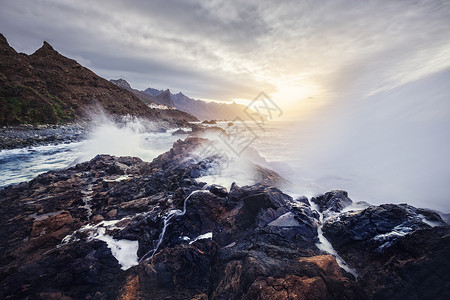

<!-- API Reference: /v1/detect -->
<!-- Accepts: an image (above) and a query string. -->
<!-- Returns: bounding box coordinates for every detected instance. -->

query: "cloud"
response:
[0,0,449,105]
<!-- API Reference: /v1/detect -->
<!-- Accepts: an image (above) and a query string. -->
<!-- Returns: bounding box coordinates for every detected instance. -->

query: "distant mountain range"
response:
[111,78,259,121]
[0,33,197,126]
[110,79,175,108]
[170,91,255,121]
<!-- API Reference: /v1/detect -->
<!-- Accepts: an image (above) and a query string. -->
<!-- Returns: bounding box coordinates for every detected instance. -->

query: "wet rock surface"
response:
[0,137,449,299]
[311,190,353,218]
[322,203,449,299]
[0,123,88,149]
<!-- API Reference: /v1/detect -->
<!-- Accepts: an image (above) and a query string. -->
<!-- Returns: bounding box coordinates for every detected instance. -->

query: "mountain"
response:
[154,89,175,107]
[111,79,174,108]
[142,88,259,121]
[174,92,257,121]
[109,78,158,105]
[141,86,174,106]
[109,79,195,121]
[0,34,195,125]
[143,87,164,97]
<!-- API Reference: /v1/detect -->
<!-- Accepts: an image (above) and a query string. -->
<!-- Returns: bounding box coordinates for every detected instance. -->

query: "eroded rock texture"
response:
[0,137,448,299]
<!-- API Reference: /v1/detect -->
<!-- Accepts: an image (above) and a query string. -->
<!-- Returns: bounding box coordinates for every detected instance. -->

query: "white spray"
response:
[280,69,450,212]
[139,189,210,262]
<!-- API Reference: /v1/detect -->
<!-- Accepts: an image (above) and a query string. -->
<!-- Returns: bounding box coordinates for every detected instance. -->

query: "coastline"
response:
[0,136,448,299]
[0,123,88,150]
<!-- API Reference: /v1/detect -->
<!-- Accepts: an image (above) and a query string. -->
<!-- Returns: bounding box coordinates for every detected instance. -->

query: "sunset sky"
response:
[1,0,449,118]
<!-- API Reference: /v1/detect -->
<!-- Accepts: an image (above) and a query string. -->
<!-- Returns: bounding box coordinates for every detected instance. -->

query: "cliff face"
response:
[0,34,181,125]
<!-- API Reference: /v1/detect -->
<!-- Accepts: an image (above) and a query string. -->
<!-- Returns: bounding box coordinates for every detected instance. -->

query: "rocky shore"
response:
[0,137,449,299]
[0,121,221,150]
[0,123,88,150]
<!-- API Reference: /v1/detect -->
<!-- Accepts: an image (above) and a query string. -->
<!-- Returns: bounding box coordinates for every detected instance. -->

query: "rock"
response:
[0,34,196,127]
[106,209,117,218]
[243,255,363,300]
[322,203,449,299]
[0,135,448,299]
[91,214,104,223]
[0,123,88,150]
[171,128,190,135]
[207,184,228,197]
[311,190,352,214]
[322,203,446,250]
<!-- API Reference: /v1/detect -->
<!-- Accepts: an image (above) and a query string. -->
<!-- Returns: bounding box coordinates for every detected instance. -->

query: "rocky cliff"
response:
[0,136,448,299]
[0,34,194,126]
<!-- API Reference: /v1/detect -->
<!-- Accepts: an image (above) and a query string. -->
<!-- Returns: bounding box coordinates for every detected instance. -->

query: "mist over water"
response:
[1,69,448,214]
[76,115,185,163]
[277,69,450,212]
[0,115,186,189]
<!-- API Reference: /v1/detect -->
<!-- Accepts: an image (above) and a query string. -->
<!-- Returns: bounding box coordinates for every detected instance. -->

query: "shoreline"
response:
[0,123,88,150]
[0,136,448,299]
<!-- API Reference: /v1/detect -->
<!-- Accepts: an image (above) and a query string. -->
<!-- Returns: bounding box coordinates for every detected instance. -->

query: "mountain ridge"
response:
[141,84,261,121]
[0,34,196,125]
[111,78,259,121]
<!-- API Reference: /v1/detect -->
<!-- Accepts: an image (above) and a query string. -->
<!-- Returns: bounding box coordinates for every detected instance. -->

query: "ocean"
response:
[1,118,449,213]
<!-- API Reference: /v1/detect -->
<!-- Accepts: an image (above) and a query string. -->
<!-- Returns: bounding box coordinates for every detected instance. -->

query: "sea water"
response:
[1,119,449,213]
[0,119,187,189]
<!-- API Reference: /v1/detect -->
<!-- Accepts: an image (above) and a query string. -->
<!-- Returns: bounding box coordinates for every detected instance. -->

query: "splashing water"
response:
[77,115,187,163]
[80,184,93,220]
[60,218,139,270]
[139,189,210,262]
[0,116,187,189]
[310,202,359,279]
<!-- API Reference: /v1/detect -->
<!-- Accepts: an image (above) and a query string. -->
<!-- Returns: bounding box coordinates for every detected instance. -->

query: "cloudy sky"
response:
[1,0,449,114]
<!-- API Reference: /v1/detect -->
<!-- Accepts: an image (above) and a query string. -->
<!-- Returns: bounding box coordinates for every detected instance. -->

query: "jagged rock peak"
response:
[32,40,58,56]
[0,33,17,55]
[42,41,54,50]
[0,33,8,46]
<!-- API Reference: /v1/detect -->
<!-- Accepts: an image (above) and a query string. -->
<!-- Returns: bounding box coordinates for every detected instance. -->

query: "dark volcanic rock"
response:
[207,184,228,197]
[0,135,448,299]
[322,203,449,299]
[127,182,362,299]
[311,190,352,217]
[0,123,87,150]
[322,203,446,250]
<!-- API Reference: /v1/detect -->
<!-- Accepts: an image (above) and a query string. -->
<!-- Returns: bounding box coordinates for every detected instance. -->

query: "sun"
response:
[265,80,327,120]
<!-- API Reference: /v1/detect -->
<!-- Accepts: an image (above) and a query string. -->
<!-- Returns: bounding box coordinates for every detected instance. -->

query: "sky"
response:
[1,0,450,117]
